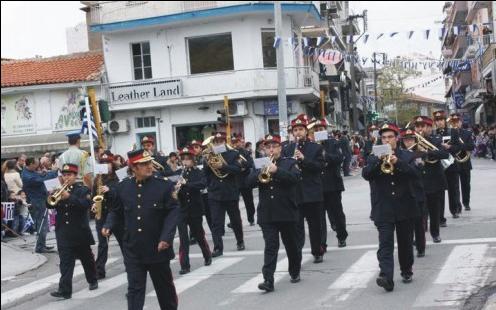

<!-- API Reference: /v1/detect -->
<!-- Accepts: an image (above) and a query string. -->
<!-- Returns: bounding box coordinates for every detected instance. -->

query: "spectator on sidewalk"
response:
[15,154,27,173]
[21,158,58,253]
[4,160,23,195]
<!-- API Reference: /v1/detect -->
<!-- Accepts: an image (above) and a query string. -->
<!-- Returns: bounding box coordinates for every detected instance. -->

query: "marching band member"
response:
[247,134,302,292]
[176,147,212,274]
[141,136,174,177]
[283,114,325,264]
[203,132,245,257]
[232,135,256,226]
[102,149,179,310]
[362,123,421,292]
[49,164,98,299]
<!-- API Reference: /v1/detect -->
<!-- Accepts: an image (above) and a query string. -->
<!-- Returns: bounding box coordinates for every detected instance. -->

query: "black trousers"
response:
[443,169,463,216]
[321,191,348,247]
[260,222,301,283]
[209,199,244,252]
[375,220,414,281]
[297,202,323,257]
[240,188,256,224]
[95,216,123,277]
[413,215,426,254]
[459,168,471,206]
[426,191,443,238]
[202,193,213,232]
[58,245,97,295]
[126,260,177,310]
[178,216,211,270]
[342,156,351,176]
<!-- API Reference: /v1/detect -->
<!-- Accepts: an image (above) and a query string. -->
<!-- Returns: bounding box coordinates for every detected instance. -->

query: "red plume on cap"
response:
[61,164,79,174]
[179,147,194,157]
[190,139,202,146]
[400,128,416,138]
[433,110,446,120]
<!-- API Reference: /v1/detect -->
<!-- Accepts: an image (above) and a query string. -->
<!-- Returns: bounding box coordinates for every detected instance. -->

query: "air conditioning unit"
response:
[229,101,248,117]
[108,119,129,134]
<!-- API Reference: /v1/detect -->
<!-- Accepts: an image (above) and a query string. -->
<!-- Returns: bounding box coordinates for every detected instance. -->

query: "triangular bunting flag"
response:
[363,34,370,44]
[377,33,384,40]
[425,29,430,40]
[390,32,399,37]
[408,31,414,39]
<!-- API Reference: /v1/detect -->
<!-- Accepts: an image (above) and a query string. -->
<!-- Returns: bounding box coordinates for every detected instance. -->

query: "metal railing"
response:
[90,1,314,25]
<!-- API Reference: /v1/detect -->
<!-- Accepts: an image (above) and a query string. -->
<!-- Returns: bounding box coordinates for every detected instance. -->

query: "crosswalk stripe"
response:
[232,254,313,294]
[0,258,119,308]
[147,257,244,297]
[414,244,493,307]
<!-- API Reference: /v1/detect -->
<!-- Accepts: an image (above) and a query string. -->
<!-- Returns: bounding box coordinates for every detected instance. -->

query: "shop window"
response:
[188,33,234,74]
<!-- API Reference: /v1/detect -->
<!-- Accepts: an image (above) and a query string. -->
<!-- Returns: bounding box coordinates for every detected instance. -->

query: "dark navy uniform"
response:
[203,149,243,255]
[105,174,179,310]
[176,167,212,271]
[94,176,123,279]
[437,127,463,217]
[247,156,302,286]
[362,148,421,284]
[420,134,449,240]
[456,129,475,209]
[236,147,256,225]
[283,139,325,258]
[320,137,348,249]
[49,182,97,297]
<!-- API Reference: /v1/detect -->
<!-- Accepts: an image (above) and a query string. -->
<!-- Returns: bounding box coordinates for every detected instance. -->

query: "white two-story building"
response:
[86,1,322,155]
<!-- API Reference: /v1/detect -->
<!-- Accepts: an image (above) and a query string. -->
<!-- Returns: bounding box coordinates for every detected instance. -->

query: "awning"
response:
[475,103,485,124]
[462,89,486,109]
[1,132,90,159]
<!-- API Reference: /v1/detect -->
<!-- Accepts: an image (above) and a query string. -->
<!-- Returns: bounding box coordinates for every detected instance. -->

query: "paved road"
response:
[2,159,496,310]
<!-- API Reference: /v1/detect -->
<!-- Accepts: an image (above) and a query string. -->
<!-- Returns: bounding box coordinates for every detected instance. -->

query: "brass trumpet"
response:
[381,154,395,174]
[47,181,71,207]
[258,155,275,184]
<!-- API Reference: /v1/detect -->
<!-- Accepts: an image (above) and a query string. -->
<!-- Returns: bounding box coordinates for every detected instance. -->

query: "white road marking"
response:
[1,258,118,308]
[232,254,312,294]
[414,244,494,307]
[147,257,243,297]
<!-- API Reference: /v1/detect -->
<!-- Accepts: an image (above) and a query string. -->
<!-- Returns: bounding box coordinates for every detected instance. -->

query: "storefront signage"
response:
[1,94,36,135]
[110,79,182,104]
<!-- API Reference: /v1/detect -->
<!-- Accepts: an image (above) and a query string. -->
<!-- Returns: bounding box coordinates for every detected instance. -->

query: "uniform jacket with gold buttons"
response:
[420,135,449,194]
[49,183,94,247]
[177,167,206,219]
[247,157,301,224]
[203,149,242,201]
[362,148,421,223]
[105,175,179,264]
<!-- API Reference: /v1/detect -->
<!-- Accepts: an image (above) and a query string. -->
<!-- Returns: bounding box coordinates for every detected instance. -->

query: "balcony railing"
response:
[106,66,319,107]
[89,1,313,25]
[482,43,495,70]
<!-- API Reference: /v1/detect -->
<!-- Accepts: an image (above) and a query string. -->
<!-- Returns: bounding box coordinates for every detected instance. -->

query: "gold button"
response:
[391,182,395,185]
[137,217,141,220]
[270,187,274,190]
[392,192,395,195]
[187,200,191,202]
[153,204,157,207]
[138,184,142,187]
[138,228,142,232]
[66,221,69,224]
[271,195,274,199]
[220,180,223,183]
[65,213,68,216]
[138,194,141,198]
[137,205,141,209]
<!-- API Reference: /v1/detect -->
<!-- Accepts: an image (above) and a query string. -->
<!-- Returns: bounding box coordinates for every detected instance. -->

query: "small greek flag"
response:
[81,108,98,140]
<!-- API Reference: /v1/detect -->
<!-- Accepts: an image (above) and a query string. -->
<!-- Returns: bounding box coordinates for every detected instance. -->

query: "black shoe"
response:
[440,221,447,227]
[452,213,459,219]
[464,205,471,211]
[401,274,413,284]
[290,275,301,283]
[212,249,223,258]
[36,248,56,254]
[338,240,347,248]
[237,242,245,251]
[417,251,425,258]
[204,256,212,266]
[376,276,394,292]
[179,268,190,275]
[313,255,323,264]
[96,273,106,280]
[433,236,442,243]
[45,245,55,250]
[89,282,98,290]
[50,291,71,299]
[227,223,232,229]
[258,280,274,292]
[330,224,337,231]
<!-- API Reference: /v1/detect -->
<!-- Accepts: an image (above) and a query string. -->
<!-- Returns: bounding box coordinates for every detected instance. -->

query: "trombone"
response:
[47,180,71,207]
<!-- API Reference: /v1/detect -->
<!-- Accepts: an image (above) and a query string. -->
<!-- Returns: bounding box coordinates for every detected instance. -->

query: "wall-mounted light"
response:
[198,106,209,111]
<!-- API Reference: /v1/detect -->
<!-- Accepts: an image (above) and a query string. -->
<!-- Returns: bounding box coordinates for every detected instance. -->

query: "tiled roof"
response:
[1,51,103,87]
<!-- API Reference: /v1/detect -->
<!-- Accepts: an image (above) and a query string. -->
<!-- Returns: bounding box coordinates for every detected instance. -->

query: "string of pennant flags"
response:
[274,22,493,49]
[404,75,444,92]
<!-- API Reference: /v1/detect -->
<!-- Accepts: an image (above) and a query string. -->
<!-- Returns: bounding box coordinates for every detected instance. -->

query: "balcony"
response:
[466,1,491,23]
[88,1,318,29]
[453,34,469,58]
[482,43,495,71]
[106,66,319,110]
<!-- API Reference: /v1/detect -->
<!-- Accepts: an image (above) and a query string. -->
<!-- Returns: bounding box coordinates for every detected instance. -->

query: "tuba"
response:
[414,132,454,168]
[92,174,104,220]
[47,181,71,207]
[258,155,275,184]
[202,136,229,179]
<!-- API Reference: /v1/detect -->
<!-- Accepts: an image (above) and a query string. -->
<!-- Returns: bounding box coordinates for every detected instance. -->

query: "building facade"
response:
[86,1,323,155]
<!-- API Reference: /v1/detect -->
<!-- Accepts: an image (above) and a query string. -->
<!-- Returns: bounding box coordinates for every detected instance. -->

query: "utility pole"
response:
[275,2,288,140]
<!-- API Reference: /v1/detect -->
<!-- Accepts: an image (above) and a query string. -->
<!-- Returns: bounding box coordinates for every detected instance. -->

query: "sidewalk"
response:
[1,242,47,281]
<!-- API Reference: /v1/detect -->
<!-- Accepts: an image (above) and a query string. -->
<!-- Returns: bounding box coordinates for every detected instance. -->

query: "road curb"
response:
[1,243,47,282]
